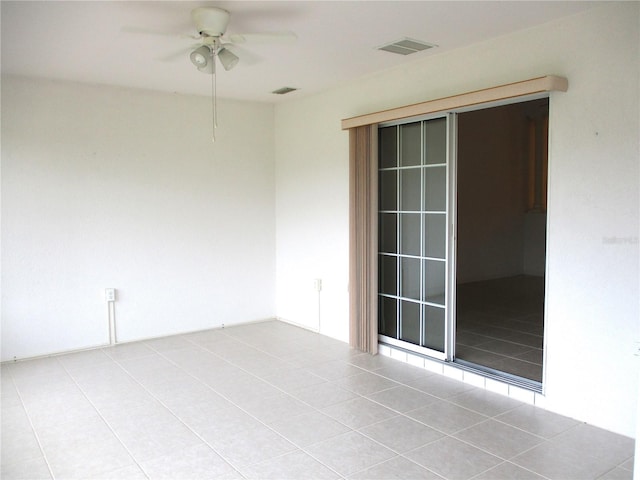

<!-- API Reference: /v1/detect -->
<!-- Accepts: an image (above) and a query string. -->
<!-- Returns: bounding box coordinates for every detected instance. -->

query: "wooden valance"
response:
[341,75,568,130]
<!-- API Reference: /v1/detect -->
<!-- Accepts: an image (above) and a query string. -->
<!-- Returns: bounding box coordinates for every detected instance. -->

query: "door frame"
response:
[446,94,550,391]
[445,112,458,362]
[377,112,451,362]
[377,92,551,391]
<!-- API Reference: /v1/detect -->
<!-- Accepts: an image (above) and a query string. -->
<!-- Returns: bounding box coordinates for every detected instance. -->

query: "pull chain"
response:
[211,48,217,143]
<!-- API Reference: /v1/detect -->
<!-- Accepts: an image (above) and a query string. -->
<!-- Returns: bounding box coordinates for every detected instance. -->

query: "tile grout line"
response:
[244,341,534,478]
[341,360,562,478]
[4,365,57,480]
[290,346,542,477]
[55,357,151,479]
[130,333,350,478]
[102,340,252,478]
[174,331,428,478]
[138,329,586,480]
[6,322,631,480]
[465,460,553,480]
[179,332,365,479]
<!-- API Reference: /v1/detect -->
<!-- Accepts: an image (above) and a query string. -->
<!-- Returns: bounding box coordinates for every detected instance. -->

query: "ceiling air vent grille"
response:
[272,87,298,95]
[378,38,437,55]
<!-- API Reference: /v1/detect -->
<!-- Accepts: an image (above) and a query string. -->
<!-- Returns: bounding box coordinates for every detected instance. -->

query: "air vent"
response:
[272,87,298,95]
[377,38,437,55]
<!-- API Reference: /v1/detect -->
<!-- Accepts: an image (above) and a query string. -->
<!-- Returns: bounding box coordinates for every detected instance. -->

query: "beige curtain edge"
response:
[349,124,379,355]
[368,126,378,355]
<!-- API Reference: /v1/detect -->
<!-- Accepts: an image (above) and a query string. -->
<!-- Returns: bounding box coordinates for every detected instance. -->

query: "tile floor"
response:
[456,275,545,382]
[1,320,634,480]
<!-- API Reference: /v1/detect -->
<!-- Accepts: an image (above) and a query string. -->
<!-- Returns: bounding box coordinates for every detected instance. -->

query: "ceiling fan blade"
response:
[228,31,297,45]
[156,45,197,63]
[221,43,262,66]
[121,26,199,40]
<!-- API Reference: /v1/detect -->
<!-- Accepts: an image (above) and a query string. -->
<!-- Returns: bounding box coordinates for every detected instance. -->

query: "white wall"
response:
[274,100,350,340]
[274,3,639,437]
[1,76,275,361]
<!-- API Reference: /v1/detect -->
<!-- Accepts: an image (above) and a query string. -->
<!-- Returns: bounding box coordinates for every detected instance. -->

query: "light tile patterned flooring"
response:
[1,320,634,480]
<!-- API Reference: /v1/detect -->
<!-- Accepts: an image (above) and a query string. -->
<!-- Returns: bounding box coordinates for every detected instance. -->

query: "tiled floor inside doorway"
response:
[456,275,545,382]
[2,320,634,479]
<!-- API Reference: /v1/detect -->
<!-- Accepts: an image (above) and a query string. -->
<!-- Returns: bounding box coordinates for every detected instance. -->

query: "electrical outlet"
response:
[105,288,116,302]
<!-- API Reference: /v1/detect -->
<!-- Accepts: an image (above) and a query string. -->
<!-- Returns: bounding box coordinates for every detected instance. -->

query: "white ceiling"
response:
[1,1,600,103]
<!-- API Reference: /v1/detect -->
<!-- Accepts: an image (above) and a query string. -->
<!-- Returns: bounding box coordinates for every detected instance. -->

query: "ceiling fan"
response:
[186,7,297,140]
[128,6,297,140]
[125,6,297,72]
[185,6,297,74]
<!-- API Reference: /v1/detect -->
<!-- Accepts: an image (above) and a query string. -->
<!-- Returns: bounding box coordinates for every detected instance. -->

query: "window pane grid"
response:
[378,117,447,352]
[380,210,445,214]
[380,163,446,171]
[379,293,445,307]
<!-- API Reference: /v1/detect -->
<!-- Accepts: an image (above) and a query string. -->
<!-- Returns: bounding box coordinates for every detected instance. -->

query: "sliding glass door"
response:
[378,115,450,360]
[377,99,547,389]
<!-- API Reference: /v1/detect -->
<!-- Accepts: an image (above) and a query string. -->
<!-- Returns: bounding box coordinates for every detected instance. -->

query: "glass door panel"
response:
[400,257,420,300]
[425,118,447,165]
[401,168,421,211]
[379,213,397,252]
[379,255,397,296]
[424,167,446,211]
[400,122,421,166]
[379,297,397,338]
[379,127,398,168]
[424,214,446,258]
[378,116,449,360]
[423,260,446,305]
[400,213,421,256]
[400,301,421,344]
[379,170,397,211]
[423,306,445,352]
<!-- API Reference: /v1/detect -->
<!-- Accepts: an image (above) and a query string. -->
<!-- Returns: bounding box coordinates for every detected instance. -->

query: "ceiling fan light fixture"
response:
[190,45,211,69]
[218,47,239,71]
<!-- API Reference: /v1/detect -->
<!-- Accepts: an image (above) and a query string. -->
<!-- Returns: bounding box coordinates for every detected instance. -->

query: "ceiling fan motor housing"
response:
[191,7,230,37]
